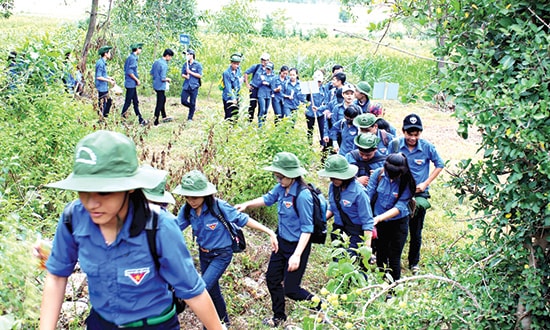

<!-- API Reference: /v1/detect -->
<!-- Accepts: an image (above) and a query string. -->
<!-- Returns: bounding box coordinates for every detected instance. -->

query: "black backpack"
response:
[62,201,187,314]
[292,183,328,244]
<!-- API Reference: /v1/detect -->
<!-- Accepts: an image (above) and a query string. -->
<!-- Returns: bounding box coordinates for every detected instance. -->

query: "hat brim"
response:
[317,165,358,180]
[264,165,308,178]
[144,190,176,204]
[172,182,217,197]
[46,166,166,192]
[403,124,423,131]
[356,87,370,95]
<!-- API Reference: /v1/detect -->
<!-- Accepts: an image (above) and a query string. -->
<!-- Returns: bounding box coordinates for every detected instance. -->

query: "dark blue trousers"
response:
[266,236,313,321]
[376,216,409,281]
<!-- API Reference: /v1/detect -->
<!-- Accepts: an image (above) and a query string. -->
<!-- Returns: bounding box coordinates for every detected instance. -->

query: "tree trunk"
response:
[78,0,99,74]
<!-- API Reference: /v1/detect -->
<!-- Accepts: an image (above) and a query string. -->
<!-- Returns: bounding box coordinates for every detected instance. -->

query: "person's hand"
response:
[135,79,141,86]
[288,254,301,272]
[323,136,330,143]
[416,182,428,193]
[109,78,116,85]
[269,232,279,253]
[323,110,331,118]
[357,175,369,186]
[234,203,247,212]
[166,77,172,83]
[312,106,318,112]
[32,239,52,270]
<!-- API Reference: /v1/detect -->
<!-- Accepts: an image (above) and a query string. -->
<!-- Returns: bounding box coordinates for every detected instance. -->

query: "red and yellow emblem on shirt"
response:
[284,201,293,208]
[342,200,351,207]
[207,222,218,230]
[125,267,150,285]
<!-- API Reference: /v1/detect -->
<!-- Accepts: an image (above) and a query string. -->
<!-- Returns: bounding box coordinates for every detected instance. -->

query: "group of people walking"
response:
[95,44,202,126]
[37,47,445,329]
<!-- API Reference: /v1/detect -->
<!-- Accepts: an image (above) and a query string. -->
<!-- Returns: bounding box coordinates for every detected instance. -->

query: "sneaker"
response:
[161,116,173,122]
[411,265,420,274]
[139,119,148,126]
[262,317,284,327]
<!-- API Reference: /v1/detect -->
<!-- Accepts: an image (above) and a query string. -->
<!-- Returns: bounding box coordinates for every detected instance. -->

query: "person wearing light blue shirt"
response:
[244,52,270,122]
[235,152,317,327]
[121,43,146,125]
[150,49,174,126]
[257,61,275,127]
[305,70,328,147]
[318,155,373,262]
[397,113,445,273]
[282,68,306,118]
[173,170,277,327]
[271,65,289,122]
[367,153,416,282]
[95,46,115,118]
[180,49,203,121]
[222,53,243,120]
[40,130,223,330]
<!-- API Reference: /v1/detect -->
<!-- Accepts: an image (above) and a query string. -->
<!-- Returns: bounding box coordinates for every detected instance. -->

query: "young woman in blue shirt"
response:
[271,65,289,122]
[235,152,317,327]
[173,170,278,327]
[318,155,373,260]
[40,130,223,330]
[366,153,416,281]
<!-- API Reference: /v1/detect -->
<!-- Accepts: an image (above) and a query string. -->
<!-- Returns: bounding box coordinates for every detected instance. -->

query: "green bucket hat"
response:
[318,155,358,180]
[46,130,166,192]
[130,43,143,50]
[353,113,377,128]
[264,152,307,178]
[172,170,217,197]
[354,132,380,149]
[356,81,371,95]
[143,172,176,205]
[230,53,242,63]
[98,45,113,56]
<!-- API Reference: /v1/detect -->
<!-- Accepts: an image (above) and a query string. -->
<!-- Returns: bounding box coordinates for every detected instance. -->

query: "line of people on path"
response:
[36,109,443,328]
[94,44,203,126]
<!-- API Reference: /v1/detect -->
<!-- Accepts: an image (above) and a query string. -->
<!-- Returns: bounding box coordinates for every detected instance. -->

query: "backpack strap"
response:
[63,200,78,234]
[210,199,237,240]
[145,210,160,271]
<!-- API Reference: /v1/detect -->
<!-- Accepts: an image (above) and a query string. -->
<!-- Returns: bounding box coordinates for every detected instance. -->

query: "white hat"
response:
[260,52,270,60]
[313,70,324,82]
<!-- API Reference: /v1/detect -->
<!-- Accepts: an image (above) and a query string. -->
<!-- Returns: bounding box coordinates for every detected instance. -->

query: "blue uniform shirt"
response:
[46,201,205,325]
[258,73,274,99]
[222,65,241,101]
[124,53,139,88]
[376,129,395,156]
[181,60,203,90]
[345,151,386,178]
[396,137,445,193]
[245,63,266,88]
[95,57,108,92]
[329,119,359,156]
[151,58,168,91]
[262,181,314,242]
[354,99,371,114]
[328,180,373,231]
[305,84,328,118]
[283,80,306,110]
[366,168,413,220]
[271,76,288,102]
[177,199,249,251]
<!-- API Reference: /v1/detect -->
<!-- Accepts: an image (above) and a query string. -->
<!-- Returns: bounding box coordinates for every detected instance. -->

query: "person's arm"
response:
[129,73,140,85]
[417,167,443,193]
[235,197,265,212]
[325,209,334,220]
[245,218,278,253]
[373,207,400,226]
[39,272,68,330]
[184,290,225,330]
[288,232,311,272]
